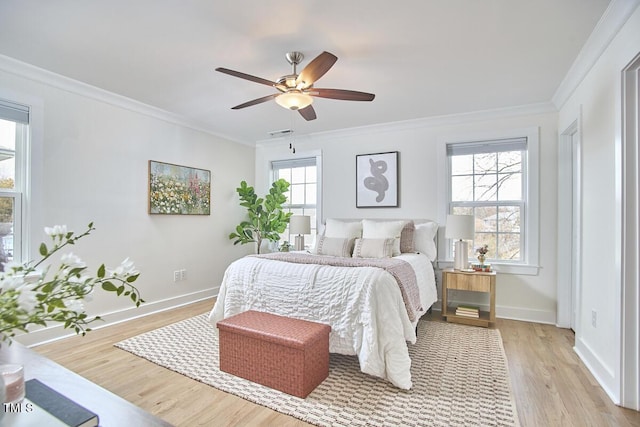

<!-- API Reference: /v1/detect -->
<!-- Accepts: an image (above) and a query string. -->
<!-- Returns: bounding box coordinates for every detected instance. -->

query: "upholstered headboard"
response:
[316,218,439,261]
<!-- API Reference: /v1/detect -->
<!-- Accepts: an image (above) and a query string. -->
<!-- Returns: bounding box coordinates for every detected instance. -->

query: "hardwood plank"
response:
[33,300,640,427]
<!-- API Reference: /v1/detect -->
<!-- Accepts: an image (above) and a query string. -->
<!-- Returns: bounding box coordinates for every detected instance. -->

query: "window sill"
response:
[436,260,540,276]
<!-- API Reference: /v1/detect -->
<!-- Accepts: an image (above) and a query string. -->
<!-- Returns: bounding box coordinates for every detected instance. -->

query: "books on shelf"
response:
[455,304,480,318]
[24,379,99,427]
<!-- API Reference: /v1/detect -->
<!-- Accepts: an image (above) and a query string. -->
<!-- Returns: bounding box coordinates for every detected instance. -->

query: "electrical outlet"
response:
[173,271,180,282]
[180,269,187,281]
[591,310,597,328]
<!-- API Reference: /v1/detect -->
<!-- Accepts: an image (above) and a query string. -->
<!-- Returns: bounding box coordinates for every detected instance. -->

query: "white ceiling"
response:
[0,0,610,144]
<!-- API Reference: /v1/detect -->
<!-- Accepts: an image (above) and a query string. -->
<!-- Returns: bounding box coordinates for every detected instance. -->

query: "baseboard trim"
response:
[496,305,556,325]
[434,299,556,324]
[574,337,619,405]
[14,287,219,347]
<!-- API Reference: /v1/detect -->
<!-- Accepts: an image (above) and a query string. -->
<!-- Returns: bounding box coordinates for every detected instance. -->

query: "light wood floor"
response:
[34,299,640,427]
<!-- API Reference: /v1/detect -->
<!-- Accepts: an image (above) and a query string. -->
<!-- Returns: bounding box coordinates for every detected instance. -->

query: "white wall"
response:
[256,107,559,324]
[557,5,640,404]
[0,58,256,345]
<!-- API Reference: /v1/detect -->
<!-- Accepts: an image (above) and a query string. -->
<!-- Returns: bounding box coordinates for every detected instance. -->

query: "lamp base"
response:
[295,235,305,251]
[453,240,469,270]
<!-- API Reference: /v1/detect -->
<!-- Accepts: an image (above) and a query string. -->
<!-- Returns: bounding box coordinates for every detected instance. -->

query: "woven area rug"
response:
[115,314,520,427]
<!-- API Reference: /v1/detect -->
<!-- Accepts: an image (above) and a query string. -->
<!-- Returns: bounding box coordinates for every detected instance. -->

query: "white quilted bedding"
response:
[209,253,437,389]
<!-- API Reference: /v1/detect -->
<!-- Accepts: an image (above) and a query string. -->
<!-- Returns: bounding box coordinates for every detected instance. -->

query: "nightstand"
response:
[441,269,496,327]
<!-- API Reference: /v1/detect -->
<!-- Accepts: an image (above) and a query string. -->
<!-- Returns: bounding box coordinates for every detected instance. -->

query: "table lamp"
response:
[289,215,311,251]
[445,214,475,270]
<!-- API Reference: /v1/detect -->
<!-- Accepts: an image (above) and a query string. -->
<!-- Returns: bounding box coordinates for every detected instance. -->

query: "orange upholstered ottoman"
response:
[217,310,331,398]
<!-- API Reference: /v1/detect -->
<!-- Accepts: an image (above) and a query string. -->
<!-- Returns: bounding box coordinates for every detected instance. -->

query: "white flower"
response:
[82,291,94,303]
[111,257,138,278]
[61,253,86,269]
[17,286,38,312]
[1,275,26,291]
[44,225,68,237]
[69,274,92,284]
[2,261,25,274]
[64,299,84,313]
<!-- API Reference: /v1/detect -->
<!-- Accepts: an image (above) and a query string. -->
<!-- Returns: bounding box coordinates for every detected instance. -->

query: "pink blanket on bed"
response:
[252,252,423,321]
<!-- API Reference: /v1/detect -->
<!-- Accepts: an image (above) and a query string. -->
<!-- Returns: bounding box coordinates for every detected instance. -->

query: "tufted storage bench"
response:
[216,310,331,398]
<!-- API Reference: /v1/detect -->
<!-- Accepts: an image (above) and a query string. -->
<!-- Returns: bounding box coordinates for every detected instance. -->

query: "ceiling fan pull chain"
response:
[289,111,296,154]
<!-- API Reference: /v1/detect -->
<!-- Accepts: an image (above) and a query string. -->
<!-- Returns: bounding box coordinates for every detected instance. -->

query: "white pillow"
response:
[414,222,438,261]
[314,236,355,257]
[353,238,395,258]
[362,219,406,256]
[324,219,362,239]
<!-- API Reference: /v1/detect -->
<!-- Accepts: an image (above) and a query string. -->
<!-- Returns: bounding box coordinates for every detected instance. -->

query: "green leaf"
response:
[230,178,292,252]
[102,282,118,292]
[39,242,48,256]
[97,264,106,278]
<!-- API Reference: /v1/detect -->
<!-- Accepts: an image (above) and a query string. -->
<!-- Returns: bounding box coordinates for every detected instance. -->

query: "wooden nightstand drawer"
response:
[446,273,491,292]
[441,269,496,327]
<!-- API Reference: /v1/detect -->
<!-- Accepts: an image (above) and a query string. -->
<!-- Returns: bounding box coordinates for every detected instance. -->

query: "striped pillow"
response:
[352,238,395,258]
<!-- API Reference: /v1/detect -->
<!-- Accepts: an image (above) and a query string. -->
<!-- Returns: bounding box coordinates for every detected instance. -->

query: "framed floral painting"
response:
[148,160,211,215]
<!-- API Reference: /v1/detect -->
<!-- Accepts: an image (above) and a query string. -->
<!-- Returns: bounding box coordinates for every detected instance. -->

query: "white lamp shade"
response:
[445,214,475,240]
[289,215,311,235]
[275,91,313,110]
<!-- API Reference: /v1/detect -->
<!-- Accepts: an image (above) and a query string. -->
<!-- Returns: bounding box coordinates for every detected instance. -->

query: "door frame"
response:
[618,52,640,411]
[557,115,582,331]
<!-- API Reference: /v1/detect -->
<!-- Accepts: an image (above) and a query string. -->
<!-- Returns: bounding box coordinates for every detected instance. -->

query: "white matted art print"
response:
[356,151,398,208]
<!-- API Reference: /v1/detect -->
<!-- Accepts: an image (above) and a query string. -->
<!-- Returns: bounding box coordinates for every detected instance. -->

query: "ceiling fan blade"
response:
[215,67,275,87]
[296,51,338,88]
[312,88,375,101]
[231,94,279,110]
[298,105,317,121]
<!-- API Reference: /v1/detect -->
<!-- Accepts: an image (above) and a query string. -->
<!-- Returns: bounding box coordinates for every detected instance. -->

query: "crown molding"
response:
[256,102,556,147]
[0,54,252,147]
[552,0,640,109]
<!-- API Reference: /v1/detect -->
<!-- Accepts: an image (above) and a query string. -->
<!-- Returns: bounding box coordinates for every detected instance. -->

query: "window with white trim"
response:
[447,137,529,263]
[272,157,317,245]
[0,99,29,271]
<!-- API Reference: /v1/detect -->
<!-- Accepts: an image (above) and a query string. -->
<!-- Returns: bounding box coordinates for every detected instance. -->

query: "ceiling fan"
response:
[216,51,375,121]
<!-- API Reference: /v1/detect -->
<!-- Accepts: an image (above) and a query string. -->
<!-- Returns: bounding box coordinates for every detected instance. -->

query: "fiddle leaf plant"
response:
[229,179,293,254]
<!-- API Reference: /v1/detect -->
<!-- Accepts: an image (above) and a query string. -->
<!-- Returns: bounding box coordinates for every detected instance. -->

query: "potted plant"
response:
[279,241,291,252]
[229,179,293,254]
[476,244,489,264]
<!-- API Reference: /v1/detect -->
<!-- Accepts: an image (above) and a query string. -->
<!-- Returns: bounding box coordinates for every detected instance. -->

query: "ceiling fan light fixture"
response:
[275,91,313,111]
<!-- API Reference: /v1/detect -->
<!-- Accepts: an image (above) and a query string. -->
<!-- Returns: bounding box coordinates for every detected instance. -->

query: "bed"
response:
[209,219,438,389]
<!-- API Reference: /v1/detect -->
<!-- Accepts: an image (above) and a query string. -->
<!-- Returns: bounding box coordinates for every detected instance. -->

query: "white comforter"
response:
[209,253,437,389]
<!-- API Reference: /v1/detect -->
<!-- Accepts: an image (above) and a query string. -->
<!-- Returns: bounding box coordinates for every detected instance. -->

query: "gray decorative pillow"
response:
[315,236,355,257]
[352,238,395,259]
[400,221,416,253]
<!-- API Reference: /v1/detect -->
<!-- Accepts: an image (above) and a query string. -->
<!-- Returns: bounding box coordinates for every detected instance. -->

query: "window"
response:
[0,99,29,271]
[272,157,318,245]
[447,137,533,265]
